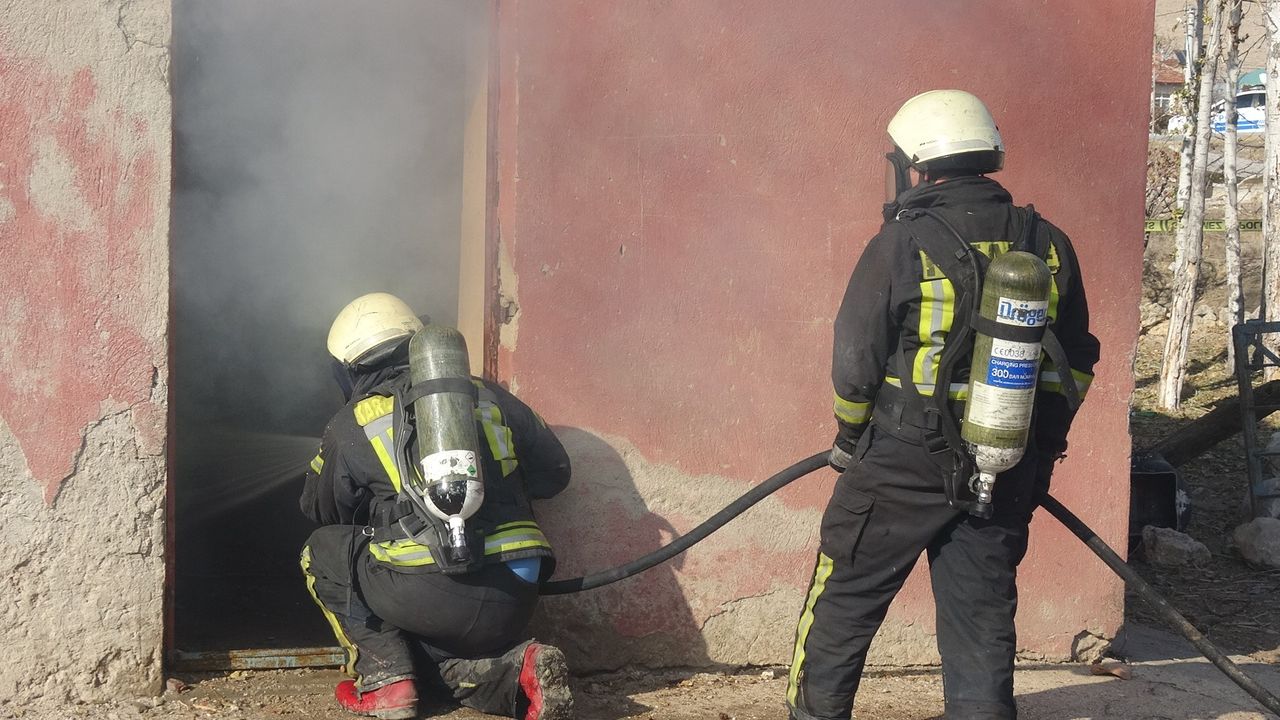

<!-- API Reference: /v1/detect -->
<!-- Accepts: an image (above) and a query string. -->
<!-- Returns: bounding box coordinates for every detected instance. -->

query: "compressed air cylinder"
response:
[408,325,485,562]
[961,251,1053,512]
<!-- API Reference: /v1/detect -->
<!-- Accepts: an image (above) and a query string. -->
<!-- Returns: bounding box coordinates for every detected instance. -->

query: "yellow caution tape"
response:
[1146,218,1263,232]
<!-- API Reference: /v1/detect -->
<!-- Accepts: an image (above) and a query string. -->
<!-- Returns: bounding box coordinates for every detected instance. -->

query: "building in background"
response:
[1153,50,1186,133]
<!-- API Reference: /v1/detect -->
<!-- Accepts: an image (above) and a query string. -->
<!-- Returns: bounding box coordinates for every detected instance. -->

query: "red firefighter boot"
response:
[334,679,418,720]
[518,642,574,720]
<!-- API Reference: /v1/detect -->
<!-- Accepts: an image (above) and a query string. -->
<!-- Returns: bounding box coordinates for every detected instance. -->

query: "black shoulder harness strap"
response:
[892,204,1080,455]
[402,377,479,406]
[892,207,981,455]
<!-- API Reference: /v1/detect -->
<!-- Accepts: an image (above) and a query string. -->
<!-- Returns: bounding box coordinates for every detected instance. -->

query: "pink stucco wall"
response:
[496,1,1150,668]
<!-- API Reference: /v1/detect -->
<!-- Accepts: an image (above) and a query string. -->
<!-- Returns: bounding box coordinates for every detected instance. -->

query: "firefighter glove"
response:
[829,444,854,473]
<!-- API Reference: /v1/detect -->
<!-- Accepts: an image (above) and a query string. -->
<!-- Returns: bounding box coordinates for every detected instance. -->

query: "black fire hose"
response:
[539,452,830,594]
[1039,493,1280,716]
[539,451,1280,715]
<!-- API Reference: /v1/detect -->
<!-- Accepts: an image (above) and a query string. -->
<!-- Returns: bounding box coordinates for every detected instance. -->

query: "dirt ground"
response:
[1129,224,1280,662]
[15,628,1280,720]
[12,666,942,720]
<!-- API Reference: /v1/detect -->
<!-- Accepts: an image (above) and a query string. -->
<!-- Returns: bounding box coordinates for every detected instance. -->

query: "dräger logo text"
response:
[997,299,1047,327]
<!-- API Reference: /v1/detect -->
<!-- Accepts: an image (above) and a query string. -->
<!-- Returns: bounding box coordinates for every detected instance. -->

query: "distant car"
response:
[1211,88,1265,133]
[1164,88,1265,136]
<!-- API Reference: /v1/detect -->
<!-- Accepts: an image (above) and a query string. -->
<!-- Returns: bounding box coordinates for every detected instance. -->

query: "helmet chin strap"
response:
[331,357,356,402]
[882,148,919,221]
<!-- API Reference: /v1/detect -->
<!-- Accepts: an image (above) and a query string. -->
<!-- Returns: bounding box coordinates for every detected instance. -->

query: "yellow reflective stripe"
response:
[1038,367,1094,399]
[884,375,969,400]
[484,533,551,554]
[310,453,324,474]
[300,546,358,677]
[476,401,518,476]
[494,521,540,531]
[369,523,553,567]
[369,540,436,566]
[1047,276,1060,323]
[364,415,393,438]
[1072,368,1094,395]
[788,553,834,706]
[912,278,956,386]
[353,395,394,426]
[485,527,548,544]
[369,434,402,493]
[919,242,1060,282]
[833,392,871,425]
[495,539,553,553]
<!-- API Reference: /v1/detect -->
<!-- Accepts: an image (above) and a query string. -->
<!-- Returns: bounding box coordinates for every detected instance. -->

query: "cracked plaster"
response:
[0,0,170,704]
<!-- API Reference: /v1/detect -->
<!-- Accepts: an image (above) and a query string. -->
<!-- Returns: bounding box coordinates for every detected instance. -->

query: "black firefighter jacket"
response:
[300,368,571,576]
[831,175,1101,467]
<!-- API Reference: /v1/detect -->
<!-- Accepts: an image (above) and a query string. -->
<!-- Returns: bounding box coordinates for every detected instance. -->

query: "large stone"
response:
[1239,476,1280,520]
[1141,525,1211,567]
[1233,518,1280,568]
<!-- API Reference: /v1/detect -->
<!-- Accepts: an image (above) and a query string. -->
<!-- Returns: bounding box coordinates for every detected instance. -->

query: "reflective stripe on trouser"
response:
[786,426,1037,720]
[304,524,542,712]
[301,525,414,691]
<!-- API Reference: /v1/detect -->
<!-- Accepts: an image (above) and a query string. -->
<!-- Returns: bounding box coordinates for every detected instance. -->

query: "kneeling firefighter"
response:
[300,292,574,720]
[786,90,1101,720]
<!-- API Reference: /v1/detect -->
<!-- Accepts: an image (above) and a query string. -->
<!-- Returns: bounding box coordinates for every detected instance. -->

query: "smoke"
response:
[171,0,484,645]
[173,0,482,434]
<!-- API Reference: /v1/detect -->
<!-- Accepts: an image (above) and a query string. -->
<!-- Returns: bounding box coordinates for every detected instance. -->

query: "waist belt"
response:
[872,382,960,453]
[369,501,424,543]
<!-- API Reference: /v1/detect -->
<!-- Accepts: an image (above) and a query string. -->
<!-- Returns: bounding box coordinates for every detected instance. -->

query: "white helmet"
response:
[327,292,424,365]
[887,90,1004,174]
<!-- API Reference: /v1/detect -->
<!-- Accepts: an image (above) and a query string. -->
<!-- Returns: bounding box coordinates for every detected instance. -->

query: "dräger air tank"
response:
[406,325,485,563]
[961,250,1053,518]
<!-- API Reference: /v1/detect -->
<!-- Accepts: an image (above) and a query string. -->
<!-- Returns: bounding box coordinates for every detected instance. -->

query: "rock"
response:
[1194,304,1221,326]
[1233,517,1280,568]
[1141,525,1211,567]
[759,668,779,680]
[1140,301,1167,328]
[130,697,162,711]
[1239,477,1280,520]
[1071,630,1111,664]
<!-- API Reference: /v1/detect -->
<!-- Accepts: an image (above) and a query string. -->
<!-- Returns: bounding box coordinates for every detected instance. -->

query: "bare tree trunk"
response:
[1225,0,1245,370]
[1176,0,1206,215]
[1265,2,1280,380]
[1159,0,1226,411]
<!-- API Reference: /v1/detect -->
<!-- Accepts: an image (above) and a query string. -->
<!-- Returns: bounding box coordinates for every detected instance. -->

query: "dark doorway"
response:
[170,0,488,654]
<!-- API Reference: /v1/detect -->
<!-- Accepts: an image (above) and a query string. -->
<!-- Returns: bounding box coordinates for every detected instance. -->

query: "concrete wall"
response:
[497,1,1152,670]
[0,0,170,704]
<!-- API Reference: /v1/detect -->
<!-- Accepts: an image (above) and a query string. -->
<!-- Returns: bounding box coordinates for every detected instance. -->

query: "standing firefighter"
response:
[300,292,574,720]
[787,91,1100,720]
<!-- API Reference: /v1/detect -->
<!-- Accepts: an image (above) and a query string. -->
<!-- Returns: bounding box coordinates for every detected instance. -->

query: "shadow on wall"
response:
[530,427,711,673]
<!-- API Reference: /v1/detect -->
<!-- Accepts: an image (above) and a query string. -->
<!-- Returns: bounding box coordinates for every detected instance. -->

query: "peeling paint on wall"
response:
[0,0,170,706]
[0,55,164,502]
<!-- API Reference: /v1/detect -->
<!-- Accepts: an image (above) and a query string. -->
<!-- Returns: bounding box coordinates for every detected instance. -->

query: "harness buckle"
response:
[923,431,951,455]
